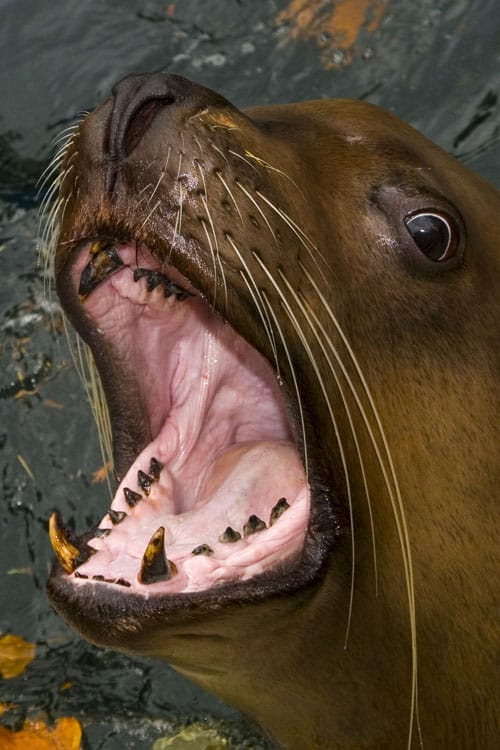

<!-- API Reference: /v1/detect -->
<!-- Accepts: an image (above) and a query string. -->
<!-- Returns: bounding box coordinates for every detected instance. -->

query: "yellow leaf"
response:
[0,717,82,750]
[0,634,35,679]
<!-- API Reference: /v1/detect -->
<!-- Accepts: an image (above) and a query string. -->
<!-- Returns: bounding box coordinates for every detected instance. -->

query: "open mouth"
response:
[49,239,311,597]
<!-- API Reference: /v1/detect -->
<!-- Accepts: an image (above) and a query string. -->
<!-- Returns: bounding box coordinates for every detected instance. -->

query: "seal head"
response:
[46,74,499,748]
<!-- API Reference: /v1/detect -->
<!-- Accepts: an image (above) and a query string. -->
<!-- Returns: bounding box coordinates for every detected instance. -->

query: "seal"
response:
[45,74,499,748]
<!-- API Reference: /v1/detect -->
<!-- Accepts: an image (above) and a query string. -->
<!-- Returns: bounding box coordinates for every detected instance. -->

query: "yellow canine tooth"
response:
[138,527,177,585]
[48,512,81,574]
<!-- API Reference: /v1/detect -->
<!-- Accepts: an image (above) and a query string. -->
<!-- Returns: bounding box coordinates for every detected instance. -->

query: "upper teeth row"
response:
[78,241,192,301]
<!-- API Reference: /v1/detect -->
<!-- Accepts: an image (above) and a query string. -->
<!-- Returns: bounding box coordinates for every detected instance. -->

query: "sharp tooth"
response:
[78,244,123,299]
[133,268,150,282]
[93,574,105,581]
[162,278,192,300]
[148,457,163,481]
[94,528,111,538]
[269,497,290,526]
[138,527,177,584]
[218,526,242,543]
[108,509,127,525]
[124,487,142,507]
[243,515,267,538]
[49,512,92,574]
[138,470,153,495]
[74,572,88,579]
[115,578,131,587]
[191,544,213,556]
[146,271,163,292]
[174,288,192,301]
[133,268,192,301]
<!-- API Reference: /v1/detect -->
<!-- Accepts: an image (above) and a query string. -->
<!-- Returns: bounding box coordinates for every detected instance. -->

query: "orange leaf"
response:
[0,634,35,679]
[0,717,82,750]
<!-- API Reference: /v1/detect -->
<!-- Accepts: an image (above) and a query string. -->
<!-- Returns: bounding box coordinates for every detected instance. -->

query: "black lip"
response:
[47,478,337,651]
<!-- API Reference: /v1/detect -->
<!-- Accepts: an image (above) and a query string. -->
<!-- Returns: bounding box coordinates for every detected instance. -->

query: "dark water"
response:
[0,1,498,747]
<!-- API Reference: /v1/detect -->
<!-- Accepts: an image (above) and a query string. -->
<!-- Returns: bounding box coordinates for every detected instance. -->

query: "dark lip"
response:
[47,479,336,647]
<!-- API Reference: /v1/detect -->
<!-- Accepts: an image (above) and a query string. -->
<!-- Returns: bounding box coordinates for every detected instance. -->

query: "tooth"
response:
[146,271,163,292]
[94,528,111,538]
[115,578,131,587]
[124,487,142,507]
[218,526,242,543]
[269,497,290,526]
[138,527,177,584]
[74,572,88,579]
[93,574,105,581]
[162,279,174,298]
[78,244,123,299]
[243,515,267,538]
[148,457,163,481]
[174,288,192,301]
[138,470,152,495]
[49,512,92,574]
[108,509,127,525]
[133,268,150,282]
[191,544,213,556]
[162,278,192,301]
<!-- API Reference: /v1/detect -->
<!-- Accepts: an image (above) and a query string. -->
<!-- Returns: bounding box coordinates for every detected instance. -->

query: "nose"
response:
[107,72,230,163]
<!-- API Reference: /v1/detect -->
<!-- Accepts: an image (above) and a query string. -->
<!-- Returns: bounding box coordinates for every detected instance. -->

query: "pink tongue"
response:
[193,440,306,518]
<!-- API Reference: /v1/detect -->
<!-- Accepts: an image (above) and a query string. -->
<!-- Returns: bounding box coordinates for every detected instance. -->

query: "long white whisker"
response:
[149,148,172,204]
[261,290,308,481]
[196,163,229,314]
[227,149,258,172]
[242,150,302,193]
[235,181,278,246]
[215,172,244,224]
[254,189,329,279]
[139,200,161,232]
[225,233,280,374]
[278,269,378,600]
[210,142,229,164]
[299,260,418,748]
[255,253,355,641]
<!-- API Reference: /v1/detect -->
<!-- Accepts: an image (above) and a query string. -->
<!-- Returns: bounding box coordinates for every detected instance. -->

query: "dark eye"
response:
[404,211,459,262]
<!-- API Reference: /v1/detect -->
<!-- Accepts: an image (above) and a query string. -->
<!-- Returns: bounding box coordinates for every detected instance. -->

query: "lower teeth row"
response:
[49,455,290,588]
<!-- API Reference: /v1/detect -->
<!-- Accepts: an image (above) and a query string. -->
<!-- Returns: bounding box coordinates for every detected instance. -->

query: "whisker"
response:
[68,323,113,497]
[227,149,258,172]
[255,253,355,642]
[225,233,280,374]
[278,269,378,601]
[255,189,329,278]
[260,289,308,481]
[242,150,302,193]
[210,142,229,164]
[215,171,244,224]
[199,217,219,309]
[299,260,419,748]
[146,149,171,212]
[139,200,161,232]
[235,181,278,246]
[197,162,227,311]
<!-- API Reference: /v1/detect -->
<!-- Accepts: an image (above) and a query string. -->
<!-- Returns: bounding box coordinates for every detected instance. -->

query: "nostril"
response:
[104,72,233,194]
[107,74,181,165]
[121,96,174,157]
